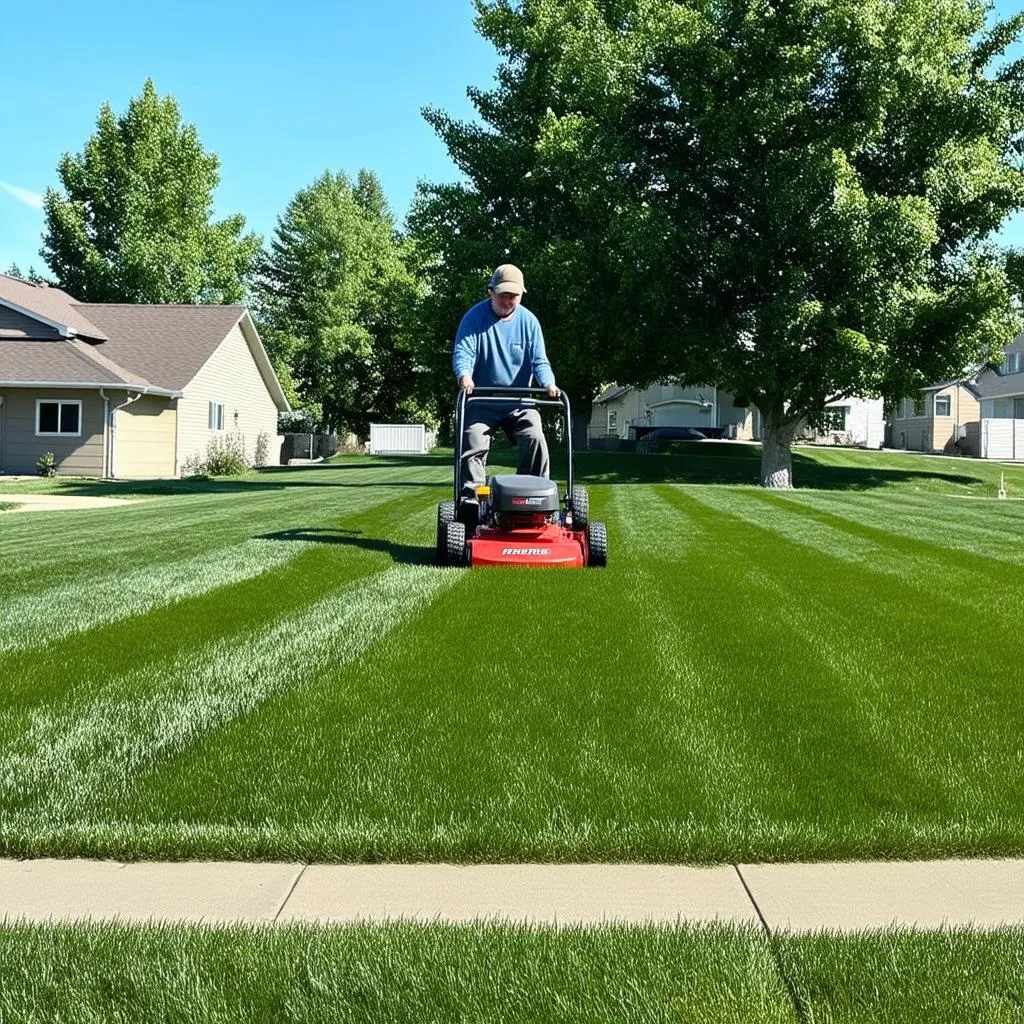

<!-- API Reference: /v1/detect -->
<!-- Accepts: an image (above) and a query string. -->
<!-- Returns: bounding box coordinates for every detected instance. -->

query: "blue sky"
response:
[2,0,1023,278]
[0,0,498,275]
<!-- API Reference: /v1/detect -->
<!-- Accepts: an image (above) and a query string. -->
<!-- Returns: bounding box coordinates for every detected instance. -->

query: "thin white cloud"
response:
[0,181,44,209]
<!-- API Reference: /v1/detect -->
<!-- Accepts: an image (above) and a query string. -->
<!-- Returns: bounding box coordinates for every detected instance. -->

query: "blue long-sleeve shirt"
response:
[452,300,554,389]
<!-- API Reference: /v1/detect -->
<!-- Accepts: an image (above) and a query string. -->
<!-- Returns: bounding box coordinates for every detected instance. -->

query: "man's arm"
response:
[452,311,478,392]
[529,319,558,396]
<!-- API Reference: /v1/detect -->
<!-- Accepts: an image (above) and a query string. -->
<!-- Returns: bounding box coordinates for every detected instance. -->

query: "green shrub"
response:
[203,432,250,476]
[253,431,270,469]
[179,452,206,478]
[180,433,251,477]
[36,451,56,477]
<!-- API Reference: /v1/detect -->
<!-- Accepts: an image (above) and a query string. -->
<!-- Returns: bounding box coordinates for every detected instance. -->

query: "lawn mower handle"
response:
[454,386,574,506]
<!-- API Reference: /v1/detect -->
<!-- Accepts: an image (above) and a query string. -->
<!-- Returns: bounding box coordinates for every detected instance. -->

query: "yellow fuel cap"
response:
[476,486,491,497]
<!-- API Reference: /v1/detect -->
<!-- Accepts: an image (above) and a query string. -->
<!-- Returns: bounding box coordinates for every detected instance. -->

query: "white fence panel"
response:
[368,423,428,455]
[980,418,1024,460]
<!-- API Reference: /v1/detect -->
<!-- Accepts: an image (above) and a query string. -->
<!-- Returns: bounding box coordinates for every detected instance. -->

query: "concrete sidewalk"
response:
[0,493,146,512]
[2,858,1023,930]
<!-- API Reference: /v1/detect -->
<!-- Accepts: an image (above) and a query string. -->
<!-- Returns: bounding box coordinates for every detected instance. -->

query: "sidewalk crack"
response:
[273,863,307,923]
[734,864,806,1024]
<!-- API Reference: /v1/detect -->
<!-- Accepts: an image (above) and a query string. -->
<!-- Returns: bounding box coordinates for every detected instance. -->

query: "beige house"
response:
[888,379,981,455]
[0,274,289,478]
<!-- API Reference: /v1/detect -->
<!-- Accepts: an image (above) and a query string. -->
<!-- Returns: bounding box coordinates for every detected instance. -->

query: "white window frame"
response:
[934,394,951,416]
[607,409,618,432]
[208,400,225,431]
[35,399,82,437]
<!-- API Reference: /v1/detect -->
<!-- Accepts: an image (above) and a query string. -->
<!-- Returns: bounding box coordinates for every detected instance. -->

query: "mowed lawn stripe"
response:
[641,486,949,854]
[689,486,1021,621]
[0,489,437,706]
[0,537,324,655]
[0,461,448,596]
[0,563,462,828]
[606,483,774,827]
[670,485,1024,856]
[776,487,1024,564]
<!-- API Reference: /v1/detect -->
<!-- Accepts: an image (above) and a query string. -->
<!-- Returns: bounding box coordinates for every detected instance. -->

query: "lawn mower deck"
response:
[468,520,588,568]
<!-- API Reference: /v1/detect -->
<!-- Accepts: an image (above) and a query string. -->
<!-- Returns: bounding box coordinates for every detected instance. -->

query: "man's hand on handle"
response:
[458,376,558,398]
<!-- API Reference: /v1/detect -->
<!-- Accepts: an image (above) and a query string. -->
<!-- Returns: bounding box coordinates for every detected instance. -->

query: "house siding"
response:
[0,388,104,475]
[176,322,280,472]
[589,383,755,442]
[890,386,979,453]
[0,307,61,338]
[115,394,177,478]
[975,334,1024,401]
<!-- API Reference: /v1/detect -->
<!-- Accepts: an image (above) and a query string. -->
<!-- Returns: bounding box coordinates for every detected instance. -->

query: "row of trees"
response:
[19,0,1024,486]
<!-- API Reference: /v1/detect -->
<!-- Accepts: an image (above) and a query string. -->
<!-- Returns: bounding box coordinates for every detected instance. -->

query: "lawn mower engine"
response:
[466,474,589,568]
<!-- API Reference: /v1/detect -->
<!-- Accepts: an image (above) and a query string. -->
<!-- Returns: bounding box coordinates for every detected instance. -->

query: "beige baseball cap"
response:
[489,263,526,295]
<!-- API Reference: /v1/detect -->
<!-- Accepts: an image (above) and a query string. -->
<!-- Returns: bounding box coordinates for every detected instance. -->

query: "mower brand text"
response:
[501,547,551,556]
[511,498,546,506]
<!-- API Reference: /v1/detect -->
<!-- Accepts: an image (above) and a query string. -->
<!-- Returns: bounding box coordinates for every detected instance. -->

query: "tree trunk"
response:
[759,407,798,488]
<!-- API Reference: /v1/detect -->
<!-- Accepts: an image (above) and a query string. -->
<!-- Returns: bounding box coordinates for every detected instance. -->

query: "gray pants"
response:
[460,405,550,501]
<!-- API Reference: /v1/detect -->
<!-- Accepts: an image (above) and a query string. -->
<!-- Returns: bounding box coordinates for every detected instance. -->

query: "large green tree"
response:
[41,80,260,304]
[253,170,423,436]
[421,0,1024,485]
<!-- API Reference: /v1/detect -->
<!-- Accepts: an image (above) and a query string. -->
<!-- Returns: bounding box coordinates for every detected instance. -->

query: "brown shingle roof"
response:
[74,304,246,390]
[0,275,108,340]
[0,339,141,385]
[0,282,285,407]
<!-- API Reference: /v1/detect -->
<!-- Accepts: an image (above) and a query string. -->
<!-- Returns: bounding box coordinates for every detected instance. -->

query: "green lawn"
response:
[2,446,1024,862]
[1,921,1022,1023]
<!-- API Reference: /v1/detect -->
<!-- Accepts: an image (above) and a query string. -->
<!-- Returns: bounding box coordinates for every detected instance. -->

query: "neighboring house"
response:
[888,378,981,456]
[975,333,1024,460]
[796,397,885,449]
[589,381,882,448]
[0,274,289,478]
[589,382,757,444]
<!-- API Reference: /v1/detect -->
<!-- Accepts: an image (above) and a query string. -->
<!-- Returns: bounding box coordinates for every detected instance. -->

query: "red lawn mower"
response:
[436,386,607,568]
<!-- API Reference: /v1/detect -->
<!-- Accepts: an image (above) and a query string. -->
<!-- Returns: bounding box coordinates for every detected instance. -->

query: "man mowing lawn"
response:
[452,263,560,526]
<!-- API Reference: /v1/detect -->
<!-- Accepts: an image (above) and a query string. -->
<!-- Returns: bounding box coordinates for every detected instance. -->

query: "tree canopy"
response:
[41,79,260,304]
[418,0,1024,485]
[253,170,424,436]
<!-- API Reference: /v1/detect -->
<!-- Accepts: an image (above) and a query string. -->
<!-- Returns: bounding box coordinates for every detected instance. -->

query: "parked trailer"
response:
[368,423,430,455]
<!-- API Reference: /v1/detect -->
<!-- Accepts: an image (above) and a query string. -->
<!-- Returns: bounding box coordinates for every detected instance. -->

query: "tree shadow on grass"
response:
[566,445,985,491]
[258,527,436,566]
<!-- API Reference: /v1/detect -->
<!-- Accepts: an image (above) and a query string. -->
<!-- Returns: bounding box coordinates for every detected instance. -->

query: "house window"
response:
[608,409,617,431]
[935,395,951,416]
[1000,352,1021,375]
[913,395,926,416]
[1015,398,1024,418]
[36,400,81,437]
[208,400,225,431]
[823,406,849,431]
